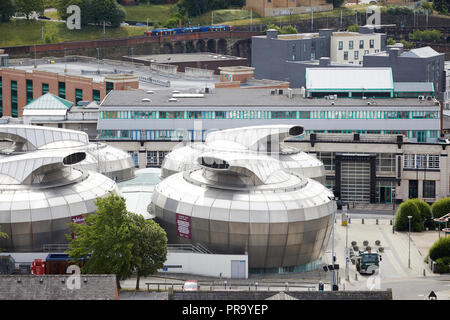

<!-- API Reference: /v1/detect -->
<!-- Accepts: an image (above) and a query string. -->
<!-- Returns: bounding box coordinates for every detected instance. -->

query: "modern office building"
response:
[292,132,450,205]
[0,125,122,252]
[150,125,334,272]
[251,27,386,87]
[363,45,446,97]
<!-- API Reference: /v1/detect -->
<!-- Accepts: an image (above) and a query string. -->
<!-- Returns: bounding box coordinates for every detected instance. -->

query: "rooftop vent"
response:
[172,90,180,94]
[146,90,154,94]
[168,98,178,102]
[418,95,425,101]
[141,98,151,102]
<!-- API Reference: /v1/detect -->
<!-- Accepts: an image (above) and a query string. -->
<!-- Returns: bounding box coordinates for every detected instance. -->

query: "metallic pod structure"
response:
[160,125,325,184]
[0,125,122,252]
[151,125,334,271]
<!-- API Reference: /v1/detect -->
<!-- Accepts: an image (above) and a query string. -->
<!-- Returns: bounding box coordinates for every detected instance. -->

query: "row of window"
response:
[316,152,397,172]
[403,154,440,169]
[338,39,375,50]
[101,110,440,120]
[409,180,436,199]
[128,151,168,167]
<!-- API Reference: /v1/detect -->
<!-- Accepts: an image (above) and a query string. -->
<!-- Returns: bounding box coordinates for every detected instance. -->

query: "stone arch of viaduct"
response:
[160,38,251,57]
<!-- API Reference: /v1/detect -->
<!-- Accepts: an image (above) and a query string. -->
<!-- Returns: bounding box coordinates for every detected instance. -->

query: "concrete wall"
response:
[159,251,248,279]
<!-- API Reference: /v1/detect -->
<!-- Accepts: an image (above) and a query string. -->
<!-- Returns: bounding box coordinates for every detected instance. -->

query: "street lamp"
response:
[328,195,337,290]
[408,215,412,269]
[392,190,396,234]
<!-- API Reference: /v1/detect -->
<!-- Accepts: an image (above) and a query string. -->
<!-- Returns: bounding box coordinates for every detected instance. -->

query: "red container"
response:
[31,259,46,275]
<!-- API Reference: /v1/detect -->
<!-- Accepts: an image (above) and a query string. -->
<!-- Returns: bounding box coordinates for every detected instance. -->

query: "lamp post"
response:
[328,195,337,290]
[96,48,100,73]
[392,190,396,234]
[408,215,412,269]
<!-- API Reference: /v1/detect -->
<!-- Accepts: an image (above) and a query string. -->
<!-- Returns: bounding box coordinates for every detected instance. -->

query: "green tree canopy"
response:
[387,38,396,45]
[0,226,8,252]
[394,199,424,232]
[0,0,16,22]
[433,0,449,15]
[325,0,345,8]
[177,0,244,18]
[428,236,450,261]
[431,197,450,219]
[130,214,167,290]
[16,0,45,19]
[67,193,167,289]
[56,0,125,27]
[410,198,434,229]
[347,24,359,32]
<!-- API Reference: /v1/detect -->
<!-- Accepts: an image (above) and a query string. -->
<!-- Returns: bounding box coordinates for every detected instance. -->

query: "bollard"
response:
[423,269,426,277]
[348,218,351,224]
[355,273,358,281]
[376,219,379,225]
[390,219,393,225]
[362,218,364,224]
[157,284,160,292]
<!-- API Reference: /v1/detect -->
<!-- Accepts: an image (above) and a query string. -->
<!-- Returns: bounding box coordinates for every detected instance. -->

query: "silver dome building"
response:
[0,125,121,252]
[151,126,334,272]
[160,125,325,184]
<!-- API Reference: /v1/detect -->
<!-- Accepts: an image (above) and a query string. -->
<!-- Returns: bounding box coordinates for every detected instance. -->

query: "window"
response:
[316,152,335,171]
[370,39,374,48]
[159,111,184,119]
[106,81,114,94]
[271,111,296,119]
[403,154,440,169]
[26,79,33,104]
[338,41,343,50]
[364,50,369,55]
[42,83,49,95]
[215,111,226,119]
[423,180,436,198]
[58,81,66,99]
[128,151,139,167]
[349,40,353,50]
[343,51,348,60]
[11,80,17,117]
[354,51,359,60]
[75,88,83,105]
[298,111,311,119]
[188,111,202,119]
[92,89,100,103]
[377,153,395,172]
[408,180,418,199]
[359,40,364,49]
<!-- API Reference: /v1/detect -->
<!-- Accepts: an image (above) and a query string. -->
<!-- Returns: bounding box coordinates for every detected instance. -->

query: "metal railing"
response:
[166,243,213,254]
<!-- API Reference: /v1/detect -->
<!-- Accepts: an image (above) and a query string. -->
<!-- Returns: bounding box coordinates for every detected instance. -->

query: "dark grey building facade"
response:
[363,45,446,97]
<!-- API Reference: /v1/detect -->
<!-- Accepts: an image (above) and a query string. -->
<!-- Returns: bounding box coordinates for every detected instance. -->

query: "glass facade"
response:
[146,151,168,167]
[26,79,33,104]
[100,110,440,121]
[11,80,17,117]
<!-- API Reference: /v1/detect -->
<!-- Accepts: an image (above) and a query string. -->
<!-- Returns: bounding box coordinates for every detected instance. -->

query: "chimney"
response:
[389,48,400,59]
[266,29,278,39]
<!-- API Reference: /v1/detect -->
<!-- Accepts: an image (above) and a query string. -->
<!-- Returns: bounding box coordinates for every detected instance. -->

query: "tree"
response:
[130,214,167,290]
[394,199,424,232]
[67,193,134,289]
[347,24,359,32]
[56,0,125,27]
[428,236,450,261]
[387,38,396,45]
[16,0,45,19]
[410,198,433,229]
[0,0,16,22]
[0,226,8,253]
[325,0,345,8]
[431,197,450,219]
[433,0,449,15]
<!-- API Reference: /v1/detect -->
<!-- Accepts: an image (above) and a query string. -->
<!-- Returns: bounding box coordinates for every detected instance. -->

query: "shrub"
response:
[435,257,450,273]
[428,236,450,261]
[387,38,396,45]
[421,2,433,12]
[400,40,413,49]
[386,5,413,15]
[431,197,450,219]
[280,25,298,35]
[394,200,424,232]
[410,199,434,229]
[347,24,359,32]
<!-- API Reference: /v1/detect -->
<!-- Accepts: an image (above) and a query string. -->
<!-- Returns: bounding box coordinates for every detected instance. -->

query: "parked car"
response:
[38,15,51,20]
[136,23,146,27]
[182,280,199,291]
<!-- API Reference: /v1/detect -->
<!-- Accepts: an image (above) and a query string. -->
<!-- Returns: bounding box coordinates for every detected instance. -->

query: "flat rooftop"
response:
[100,88,438,108]
[122,53,247,64]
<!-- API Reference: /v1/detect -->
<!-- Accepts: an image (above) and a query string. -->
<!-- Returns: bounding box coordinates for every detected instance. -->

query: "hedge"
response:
[428,236,450,261]
[436,257,450,274]
[394,200,424,232]
[431,197,450,219]
[410,198,434,229]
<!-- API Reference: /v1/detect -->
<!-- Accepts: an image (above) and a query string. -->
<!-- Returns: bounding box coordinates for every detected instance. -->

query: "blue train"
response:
[144,25,232,36]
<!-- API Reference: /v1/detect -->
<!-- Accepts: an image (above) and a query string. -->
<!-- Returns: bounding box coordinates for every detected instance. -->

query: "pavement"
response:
[119,210,450,300]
